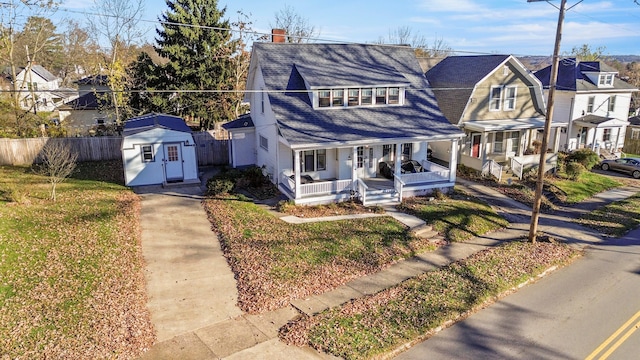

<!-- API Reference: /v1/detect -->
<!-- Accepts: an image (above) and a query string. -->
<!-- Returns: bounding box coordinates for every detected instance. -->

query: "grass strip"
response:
[397,190,509,242]
[547,171,621,204]
[281,241,579,360]
[574,193,640,237]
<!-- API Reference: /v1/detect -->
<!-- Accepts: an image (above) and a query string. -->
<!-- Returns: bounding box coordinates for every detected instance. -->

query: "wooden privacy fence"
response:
[624,139,640,156]
[0,134,229,166]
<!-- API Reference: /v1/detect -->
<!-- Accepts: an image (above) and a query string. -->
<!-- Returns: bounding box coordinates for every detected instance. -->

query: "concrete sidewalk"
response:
[137,179,639,359]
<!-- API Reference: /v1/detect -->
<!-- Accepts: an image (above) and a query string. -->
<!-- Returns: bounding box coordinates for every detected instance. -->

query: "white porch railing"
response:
[356,178,368,205]
[394,174,405,203]
[281,173,352,197]
[510,153,558,180]
[482,160,503,182]
[511,157,524,180]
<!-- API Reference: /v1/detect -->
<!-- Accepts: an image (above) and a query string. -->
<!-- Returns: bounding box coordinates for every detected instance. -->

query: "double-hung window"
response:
[503,86,517,110]
[493,132,504,153]
[348,89,360,106]
[587,96,595,113]
[489,86,502,111]
[332,89,344,106]
[608,95,616,112]
[318,90,331,107]
[388,87,400,104]
[300,149,327,172]
[141,145,154,162]
[361,89,373,105]
[376,88,387,105]
[603,128,611,142]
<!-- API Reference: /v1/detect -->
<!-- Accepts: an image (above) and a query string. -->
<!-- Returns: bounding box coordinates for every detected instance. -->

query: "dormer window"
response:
[376,88,387,105]
[315,87,405,108]
[598,73,614,86]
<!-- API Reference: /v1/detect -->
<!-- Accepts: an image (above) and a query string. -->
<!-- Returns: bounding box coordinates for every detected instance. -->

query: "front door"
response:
[505,131,519,158]
[355,146,366,178]
[579,127,588,147]
[471,134,481,158]
[163,144,184,182]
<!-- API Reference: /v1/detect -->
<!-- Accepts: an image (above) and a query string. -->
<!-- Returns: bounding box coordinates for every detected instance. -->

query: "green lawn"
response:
[281,241,579,360]
[547,171,622,204]
[575,193,640,237]
[0,164,153,358]
[397,190,509,242]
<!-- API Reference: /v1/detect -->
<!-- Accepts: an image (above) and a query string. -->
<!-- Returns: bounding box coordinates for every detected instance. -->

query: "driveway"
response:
[138,185,242,342]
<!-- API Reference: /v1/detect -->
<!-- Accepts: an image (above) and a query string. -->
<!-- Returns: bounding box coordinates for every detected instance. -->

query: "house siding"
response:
[462,62,543,122]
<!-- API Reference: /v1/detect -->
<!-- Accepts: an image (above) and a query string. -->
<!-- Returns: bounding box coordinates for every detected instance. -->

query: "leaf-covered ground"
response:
[281,241,579,360]
[397,191,509,242]
[0,166,154,359]
[574,193,640,237]
[203,195,434,313]
[277,200,384,218]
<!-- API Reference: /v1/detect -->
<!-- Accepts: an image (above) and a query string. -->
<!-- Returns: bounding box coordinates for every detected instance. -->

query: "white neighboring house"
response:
[13,65,76,112]
[535,58,638,157]
[122,113,199,187]
[224,42,464,206]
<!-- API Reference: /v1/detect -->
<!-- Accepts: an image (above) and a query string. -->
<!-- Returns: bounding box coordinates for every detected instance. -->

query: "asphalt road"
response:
[396,227,640,360]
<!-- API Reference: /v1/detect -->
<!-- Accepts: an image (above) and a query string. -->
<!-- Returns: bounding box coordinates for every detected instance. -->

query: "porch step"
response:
[364,190,400,205]
[411,224,436,238]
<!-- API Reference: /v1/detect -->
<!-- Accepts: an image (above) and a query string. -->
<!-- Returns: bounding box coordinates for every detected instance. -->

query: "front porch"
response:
[279,159,455,206]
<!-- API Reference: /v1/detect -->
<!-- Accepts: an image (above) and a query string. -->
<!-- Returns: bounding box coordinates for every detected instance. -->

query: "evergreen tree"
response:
[154,0,238,128]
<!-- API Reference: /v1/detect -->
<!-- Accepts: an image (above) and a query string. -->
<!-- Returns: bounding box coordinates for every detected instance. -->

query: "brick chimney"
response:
[271,29,286,43]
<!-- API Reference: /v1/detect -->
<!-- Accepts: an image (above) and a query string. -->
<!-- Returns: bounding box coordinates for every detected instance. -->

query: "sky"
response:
[56,0,640,56]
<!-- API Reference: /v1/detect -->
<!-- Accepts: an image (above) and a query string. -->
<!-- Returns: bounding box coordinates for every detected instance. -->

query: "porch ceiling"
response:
[463,118,567,132]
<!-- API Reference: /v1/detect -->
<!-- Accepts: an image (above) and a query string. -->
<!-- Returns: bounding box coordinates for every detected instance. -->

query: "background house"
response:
[122,113,199,187]
[426,55,558,179]
[229,40,464,205]
[58,75,116,136]
[12,65,76,112]
[535,58,638,158]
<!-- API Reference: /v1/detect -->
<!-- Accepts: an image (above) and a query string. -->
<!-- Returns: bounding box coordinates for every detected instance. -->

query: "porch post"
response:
[615,127,622,153]
[552,127,561,153]
[351,146,358,185]
[394,142,402,176]
[591,128,597,151]
[424,141,429,161]
[480,132,489,163]
[449,139,458,182]
[293,150,301,199]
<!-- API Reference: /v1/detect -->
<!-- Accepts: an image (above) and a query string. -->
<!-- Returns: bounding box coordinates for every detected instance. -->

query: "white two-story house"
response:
[13,65,76,113]
[535,58,638,157]
[224,42,464,205]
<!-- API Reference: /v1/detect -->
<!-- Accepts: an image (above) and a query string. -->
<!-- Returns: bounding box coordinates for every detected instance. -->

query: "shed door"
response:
[163,144,184,182]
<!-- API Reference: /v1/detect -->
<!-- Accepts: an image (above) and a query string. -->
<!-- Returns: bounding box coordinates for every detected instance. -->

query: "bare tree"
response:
[377,26,453,58]
[270,5,319,43]
[89,0,146,124]
[36,140,78,202]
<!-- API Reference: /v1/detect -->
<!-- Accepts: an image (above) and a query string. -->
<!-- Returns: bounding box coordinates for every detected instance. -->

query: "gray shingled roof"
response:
[123,113,191,136]
[223,113,254,130]
[30,65,58,82]
[425,55,510,124]
[252,43,463,148]
[535,58,637,92]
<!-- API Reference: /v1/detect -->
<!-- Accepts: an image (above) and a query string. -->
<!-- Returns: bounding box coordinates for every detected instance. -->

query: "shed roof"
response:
[223,113,254,130]
[250,42,463,148]
[123,113,191,136]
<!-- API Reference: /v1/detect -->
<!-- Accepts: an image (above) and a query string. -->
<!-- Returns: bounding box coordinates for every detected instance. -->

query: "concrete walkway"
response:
[137,179,639,359]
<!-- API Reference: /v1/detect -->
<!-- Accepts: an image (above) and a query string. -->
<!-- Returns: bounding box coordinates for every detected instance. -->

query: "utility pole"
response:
[527,0,567,242]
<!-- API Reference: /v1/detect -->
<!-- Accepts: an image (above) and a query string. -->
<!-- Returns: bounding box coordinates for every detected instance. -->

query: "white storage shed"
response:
[122,113,199,187]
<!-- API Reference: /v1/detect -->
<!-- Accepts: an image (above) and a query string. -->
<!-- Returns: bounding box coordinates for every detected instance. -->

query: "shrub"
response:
[566,149,600,170]
[207,178,235,195]
[565,161,585,180]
